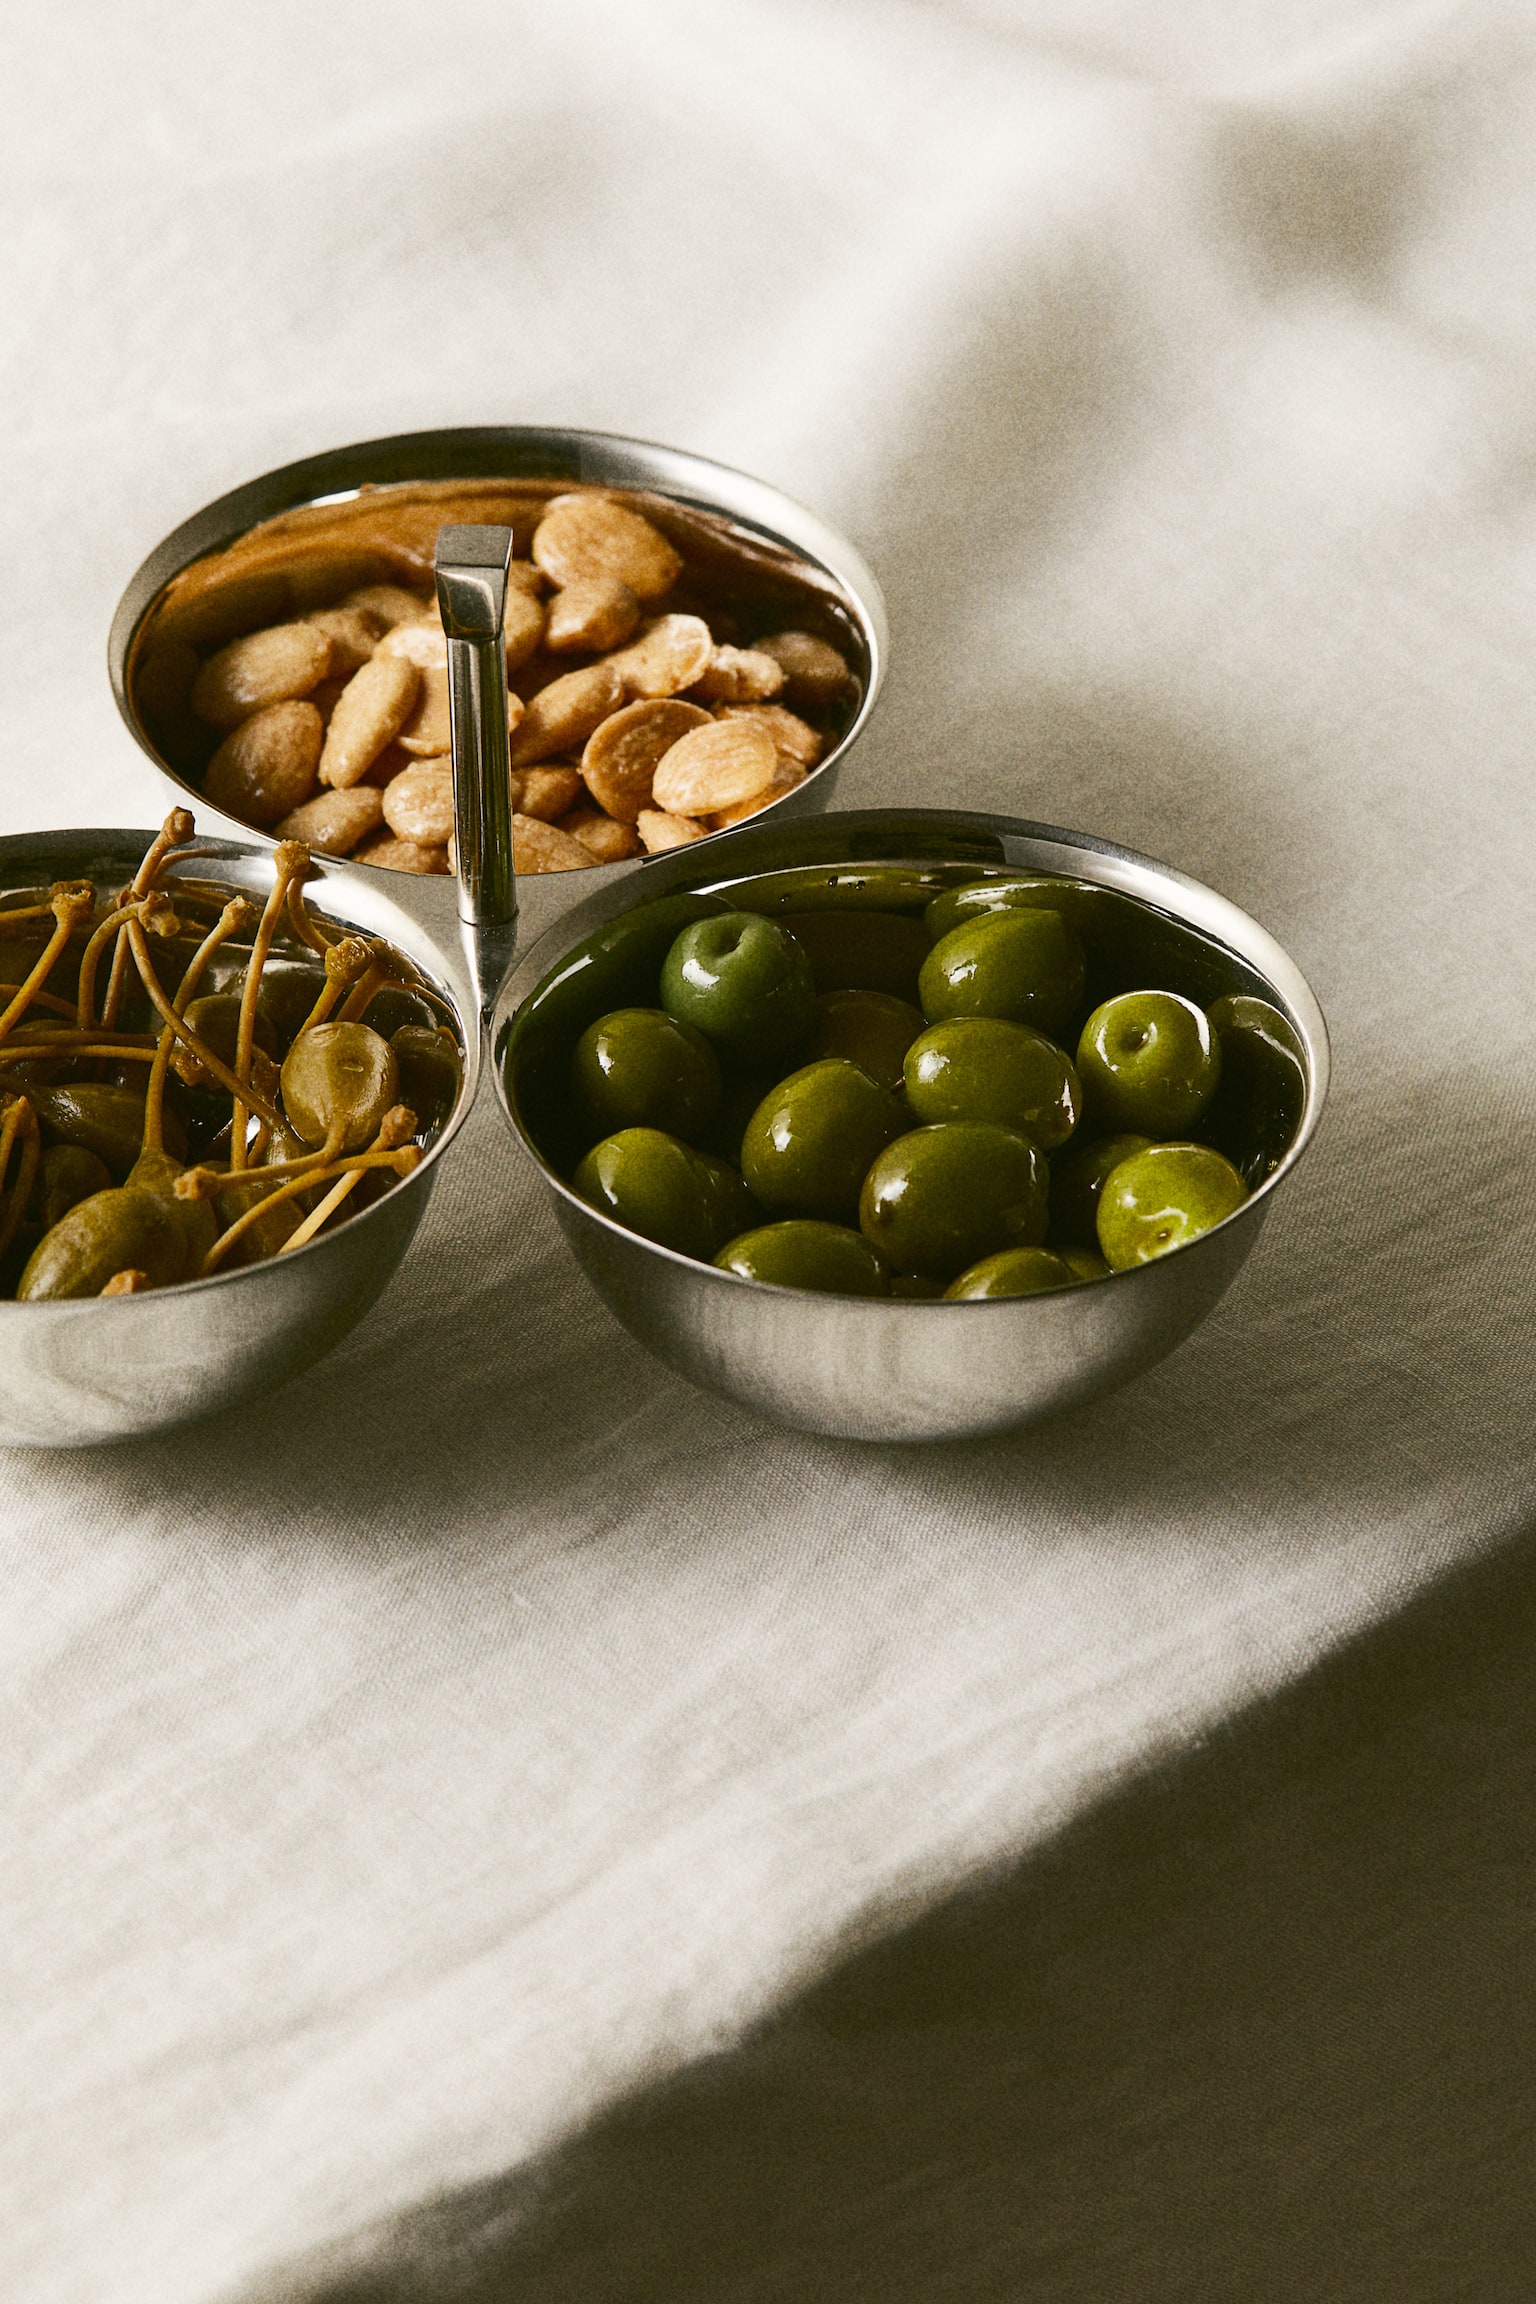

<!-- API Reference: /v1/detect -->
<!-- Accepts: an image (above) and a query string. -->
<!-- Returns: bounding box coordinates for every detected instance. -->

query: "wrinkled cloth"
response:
[5,3,1536,2298]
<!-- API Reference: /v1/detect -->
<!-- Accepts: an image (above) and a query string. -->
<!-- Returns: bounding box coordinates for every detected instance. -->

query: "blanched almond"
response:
[275,786,385,855]
[511,765,582,823]
[502,586,545,672]
[395,663,452,757]
[704,757,809,829]
[341,582,430,629]
[579,697,711,823]
[605,613,712,700]
[204,701,322,826]
[532,493,682,601]
[377,614,448,671]
[649,717,777,816]
[511,813,594,873]
[302,607,382,676]
[319,654,421,788]
[689,645,784,705]
[756,629,851,707]
[636,809,706,853]
[510,660,625,766]
[355,832,451,875]
[558,806,642,863]
[544,576,642,654]
[191,623,334,728]
[382,759,455,846]
[716,702,824,770]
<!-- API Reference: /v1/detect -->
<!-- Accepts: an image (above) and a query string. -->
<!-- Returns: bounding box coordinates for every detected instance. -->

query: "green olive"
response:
[924,874,1100,945]
[1047,1132,1152,1246]
[1076,991,1220,1137]
[773,911,931,1001]
[31,1082,186,1179]
[572,1127,720,1261]
[659,912,816,1068]
[280,1022,399,1152]
[37,1143,112,1231]
[1201,994,1306,1187]
[903,1017,1080,1148]
[918,909,1086,1039]
[690,1148,760,1247]
[741,1058,902,1221]
[942,1246,1077,1299]
[571,1007,720,1142]
[1056,1244,1111,1283]
[1096,1142,1247,1268]
[859,1122,1049,1281]
[390,1025,462,1133]
[810,989,925,1093]
[714,1219,891,1296]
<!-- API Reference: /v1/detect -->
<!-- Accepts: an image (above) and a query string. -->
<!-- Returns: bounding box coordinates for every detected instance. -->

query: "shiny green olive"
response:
[571,1007,720,1142]
[1047,1132,1152,1246]
[859,1122,1049,1281]
[918,909,1086,1038]
[700,1068,779,1165]
[659,912,815,1068]
[38,1143,113,1232]
[31,1082,186,1179]
[691,1148,760,1246]
[390,1025,462,1133]
[714,1220,891,1296]
[1056,1244,1111,1283]
[903,1017,1080,1148]
[1096,1142,1246,1268]
[1076,991,1220,1137]
[183,994,279,1070]
[1201,994,1306,1187]
[572,1127,719,1261]
[741,1059,902,1221]
[810,989,925,1093]
[280,1022,399,1152]
[943,1246,1077,1299]
[924,874,1099,945]
[774,911,931,1001]
[18,1183,190,1299]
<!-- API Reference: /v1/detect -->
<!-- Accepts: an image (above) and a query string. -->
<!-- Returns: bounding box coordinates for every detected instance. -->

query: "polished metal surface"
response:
[0,829,479,1448]
[434,522,519,1021]
[492,807,1330,1443]
[107,424,888,894]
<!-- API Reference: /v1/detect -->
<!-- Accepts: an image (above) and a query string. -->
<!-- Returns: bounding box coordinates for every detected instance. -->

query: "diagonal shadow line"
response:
[260,1510,1536,2304]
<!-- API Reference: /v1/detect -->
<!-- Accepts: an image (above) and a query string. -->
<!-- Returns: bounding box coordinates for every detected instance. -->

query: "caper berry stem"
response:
[0,1095,39,1262]
[230,842,310,1174]
[124,919,284,1133]
[201,1142,420,1273]
[0,983,76,1021]
[336,949,398,1025]
[128,811,194,901]
[0,886,94,1047]
[284,866,337,960]
[299,937,373,1035]
[99,1268,151,1296]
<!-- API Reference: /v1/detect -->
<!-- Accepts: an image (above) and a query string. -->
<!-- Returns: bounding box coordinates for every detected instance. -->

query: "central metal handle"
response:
[435,523,518,1021]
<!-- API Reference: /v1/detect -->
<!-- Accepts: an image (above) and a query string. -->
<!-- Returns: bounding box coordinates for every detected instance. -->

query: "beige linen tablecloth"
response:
[6,3,1536,2297]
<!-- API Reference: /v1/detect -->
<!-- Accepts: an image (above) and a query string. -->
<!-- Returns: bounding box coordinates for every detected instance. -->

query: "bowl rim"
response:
[0,824,477,1309]
[492,805,1330,1309]
[106,422,889,867]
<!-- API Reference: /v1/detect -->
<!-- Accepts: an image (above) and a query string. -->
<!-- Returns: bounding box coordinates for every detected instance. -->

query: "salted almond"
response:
[341,582,428,629]
[558,806,642,863]
[756,630,851,707]
[532,493,682,601]
[355,832,451,876]
[580,697,711,823]
[511,764,582,823]
[275,786,385,855]
[636,809,706,854]
[395,662,452,757]
[377,613,448,671]
[510,660,625,767]
[502,586,545,672]
[544,576,641,655]
[511,813,594,873]
[191,623,334,728]
[604,613,712,699]
[302,606,382,676]
[650,717,777,816]
[705,757,808,829]
[716,703,824,770]
[383,760,455,846]
[319,654,421,788]
[204,701,322,827]
[689,645,784,706]
[505,560,546,598]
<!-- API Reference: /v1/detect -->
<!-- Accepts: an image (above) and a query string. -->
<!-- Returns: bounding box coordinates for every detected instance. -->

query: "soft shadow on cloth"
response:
[259,1513,1536,2304]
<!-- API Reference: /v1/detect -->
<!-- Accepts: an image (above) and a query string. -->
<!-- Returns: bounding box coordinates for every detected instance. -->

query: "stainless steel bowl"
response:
[492,807,1329,1443]
[0,828,478,1448]
[107,424,886,857]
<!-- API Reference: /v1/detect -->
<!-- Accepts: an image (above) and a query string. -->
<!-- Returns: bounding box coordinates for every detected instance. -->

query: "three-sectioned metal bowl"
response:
[0,827,478,1449]
[493,807,1329,1443]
